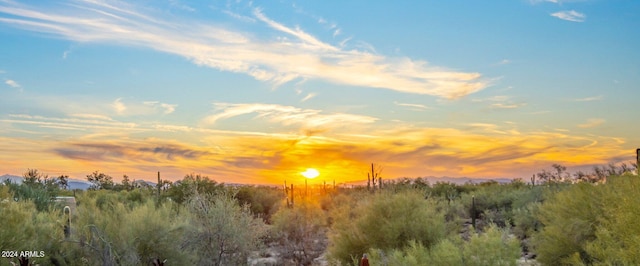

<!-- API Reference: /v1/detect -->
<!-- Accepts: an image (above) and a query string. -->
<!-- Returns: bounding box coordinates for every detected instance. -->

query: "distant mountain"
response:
[0,174,92,190]
[2,174,515,190]
[0,174,22,184]
[132,179,156,187]
[416,176,514,185]
[340,176,515,186]
[67,179,92,190]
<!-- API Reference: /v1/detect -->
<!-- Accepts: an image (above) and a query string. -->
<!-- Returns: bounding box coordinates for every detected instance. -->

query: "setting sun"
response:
[301,168,320,179]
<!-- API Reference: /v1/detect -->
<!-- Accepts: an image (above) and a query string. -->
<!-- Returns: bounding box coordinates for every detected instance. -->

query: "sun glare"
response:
[301,168,320,179]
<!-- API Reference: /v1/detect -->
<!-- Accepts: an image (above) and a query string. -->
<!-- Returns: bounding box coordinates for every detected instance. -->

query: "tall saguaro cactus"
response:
[156,171,162,206]
[636,148,639,174]
[530,174,536,187]
[284,181,294,208]
[289,184,295,208]
[367,163,382,191]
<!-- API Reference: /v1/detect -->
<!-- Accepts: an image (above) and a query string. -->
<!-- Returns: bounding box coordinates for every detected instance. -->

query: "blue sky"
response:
[1,0,638,184]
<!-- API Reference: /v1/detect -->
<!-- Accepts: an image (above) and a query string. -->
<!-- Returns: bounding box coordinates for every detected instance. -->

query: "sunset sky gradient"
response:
[1,0,638,184]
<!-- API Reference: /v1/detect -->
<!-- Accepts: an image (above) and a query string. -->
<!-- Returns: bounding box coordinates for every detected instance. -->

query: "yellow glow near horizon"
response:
[301,168,320,179]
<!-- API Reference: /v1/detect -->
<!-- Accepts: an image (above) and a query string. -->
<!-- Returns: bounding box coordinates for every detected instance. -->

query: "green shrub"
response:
[584,176,640,265]
[54,191,194,265]
[122,201,191,265]
[512,202,541,241]
[0,199,66,265]
[368,241,432,266]
[533,182,600,265]
[234,185,283,222]
[367,225,519,266]
[429,238,465,266]
[463,225,520,266]
[533,176,640,265]
[184,191,267,266]
[328,190,445,264]
[271,197,327,265]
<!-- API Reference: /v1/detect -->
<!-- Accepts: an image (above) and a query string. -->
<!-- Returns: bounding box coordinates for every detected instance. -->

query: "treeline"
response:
[0,163,638,265]
[1,171,281,265]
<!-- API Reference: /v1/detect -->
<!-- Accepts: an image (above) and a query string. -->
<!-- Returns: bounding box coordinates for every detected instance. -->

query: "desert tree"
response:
[56,174,69,190]
[183,190,267,266]
[234,185,283,222]
[551,164,569,181]
[87,171,115,190]
[120,174,133,191]
[166,173,224,204]
[271,197,327,265]
[9,169,60,211]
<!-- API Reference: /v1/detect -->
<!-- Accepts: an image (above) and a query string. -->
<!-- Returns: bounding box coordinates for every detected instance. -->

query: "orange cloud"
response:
[0,112,633,185]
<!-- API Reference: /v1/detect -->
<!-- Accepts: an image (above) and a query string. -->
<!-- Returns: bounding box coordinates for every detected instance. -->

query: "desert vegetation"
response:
[0,162,638,265]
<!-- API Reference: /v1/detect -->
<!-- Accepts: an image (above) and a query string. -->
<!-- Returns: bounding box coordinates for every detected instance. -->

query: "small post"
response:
[156,171,161,205]
[284,181,290,207]
[64,206,71,239]
[16,257,31,266]
[290,184,294,208]
[471,196,476,230]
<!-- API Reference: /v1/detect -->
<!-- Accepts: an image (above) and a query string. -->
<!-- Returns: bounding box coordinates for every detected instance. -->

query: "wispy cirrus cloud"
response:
[472,95,527,109]
[1,114,137,132]
[252,8,337,52]
[203,103,377,131]
[394,101,430,111]
[112,98,127,115]
[317,16,341,37]
[496,59,511,65]
[5,79,20,88]
[222,10,256,23]
[112,98,177,116]
[578,118,604,128]
[143,101,177,114]
[530,0,588,4]
[472,95,510,102]
[70,113,114,121]
[551,10,586,22]
[168,0,195,12]
[300,93,317,102]
[490,103,527,109]
[0,1,488,98]
[574,95,602,102]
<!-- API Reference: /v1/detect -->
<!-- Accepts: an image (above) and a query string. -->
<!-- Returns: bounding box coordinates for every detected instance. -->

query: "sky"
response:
[1,0,639,185]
